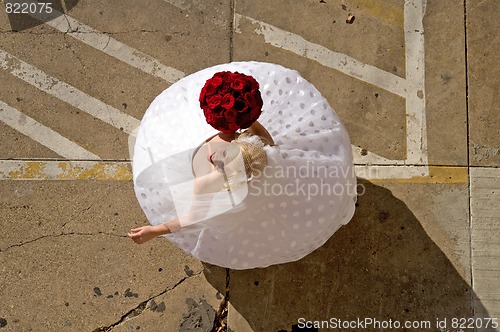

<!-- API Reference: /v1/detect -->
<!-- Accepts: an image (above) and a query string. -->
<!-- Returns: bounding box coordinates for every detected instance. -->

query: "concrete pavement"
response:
[0,0,498,331]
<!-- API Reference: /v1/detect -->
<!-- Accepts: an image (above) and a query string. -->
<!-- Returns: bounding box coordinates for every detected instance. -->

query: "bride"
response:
[129,121,273,240]
[128,62,357,269]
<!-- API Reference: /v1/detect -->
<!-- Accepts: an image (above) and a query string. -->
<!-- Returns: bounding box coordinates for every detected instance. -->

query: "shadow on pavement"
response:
[4,0,80,31]
[204,181,495,331]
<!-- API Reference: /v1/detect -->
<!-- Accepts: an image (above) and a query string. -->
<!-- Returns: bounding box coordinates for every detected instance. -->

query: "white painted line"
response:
[0,160,131,180]
[355,164,429,180]
[25,0,184,84]
[234,14,409,99]
[0,100,100,160]
[163,0,191,11]
[0,49,140,135]
[0,1,431,181]
[404,0,428,164]
[234,1,430,174]
[161,2,420,172]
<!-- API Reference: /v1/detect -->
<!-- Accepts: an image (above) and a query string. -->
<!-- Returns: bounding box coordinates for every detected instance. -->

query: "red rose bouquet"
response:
[199,71,263,133]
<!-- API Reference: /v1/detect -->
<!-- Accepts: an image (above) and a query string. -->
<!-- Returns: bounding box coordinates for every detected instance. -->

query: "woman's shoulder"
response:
[245,122,275,146]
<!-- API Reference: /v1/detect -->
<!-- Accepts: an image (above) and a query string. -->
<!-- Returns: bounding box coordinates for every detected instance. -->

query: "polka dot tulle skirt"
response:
[132,62,357,269]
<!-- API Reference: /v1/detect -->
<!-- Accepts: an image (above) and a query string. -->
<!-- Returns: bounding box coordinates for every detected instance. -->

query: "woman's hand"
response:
[128,225,163,244]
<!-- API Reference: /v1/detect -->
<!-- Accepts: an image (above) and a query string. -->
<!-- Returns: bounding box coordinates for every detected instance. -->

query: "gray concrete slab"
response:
[110,273,223,332]
[0,121,60,159]
[0,0,499,331]
[0,0,232,161]
[234,0,408,162]
[424,0,468,166]
[233,0,469,166]
[471,167,500,320]
[224,180,480,331]
[0,181,223,331]
[1,1,232,330]
[0,62,132,160]
[467,0,500,167]
[68,0,233,74]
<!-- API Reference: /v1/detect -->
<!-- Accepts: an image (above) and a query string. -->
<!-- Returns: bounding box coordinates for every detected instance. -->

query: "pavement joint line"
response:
[2,159,485,167]
[0,160,469,183]
[23,0,185,83]
[0,99,100,160]
[463,0,474,315]
[213,268,231,331]
[229,0,235,62]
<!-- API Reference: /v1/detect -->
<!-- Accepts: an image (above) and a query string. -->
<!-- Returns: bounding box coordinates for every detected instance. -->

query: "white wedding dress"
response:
[132,62,356,269]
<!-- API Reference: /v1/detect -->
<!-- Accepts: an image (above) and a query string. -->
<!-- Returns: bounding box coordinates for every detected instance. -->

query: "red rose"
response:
[211,76,223,88]
[207,94,222,108]
[224,109,237,122]
[212,115,228,130]
[204,83,217,96]
[199,86,206,101]
[243,92,257,108]
[215,71,230,81]
[221,94,235,110]
[204,112,214,123]
[218,84,230,94]
[248,76,259,87]
[212,106,224,116]
[230,78,245,91]
[232,98,247,113]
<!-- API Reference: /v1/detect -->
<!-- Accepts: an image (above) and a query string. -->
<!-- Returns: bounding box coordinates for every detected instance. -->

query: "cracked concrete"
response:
[472,144,500,164]
[104,272,223,332]
[0,181,223,331]
[212,269,230,332]
[1,0,499,331]
[95,271,203,331]
[0,28,167,34]
[0,231,127,253]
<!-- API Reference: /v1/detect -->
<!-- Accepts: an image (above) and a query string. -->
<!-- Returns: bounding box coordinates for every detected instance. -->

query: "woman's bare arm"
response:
[128,223,172,244]
[129,166,229,243]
